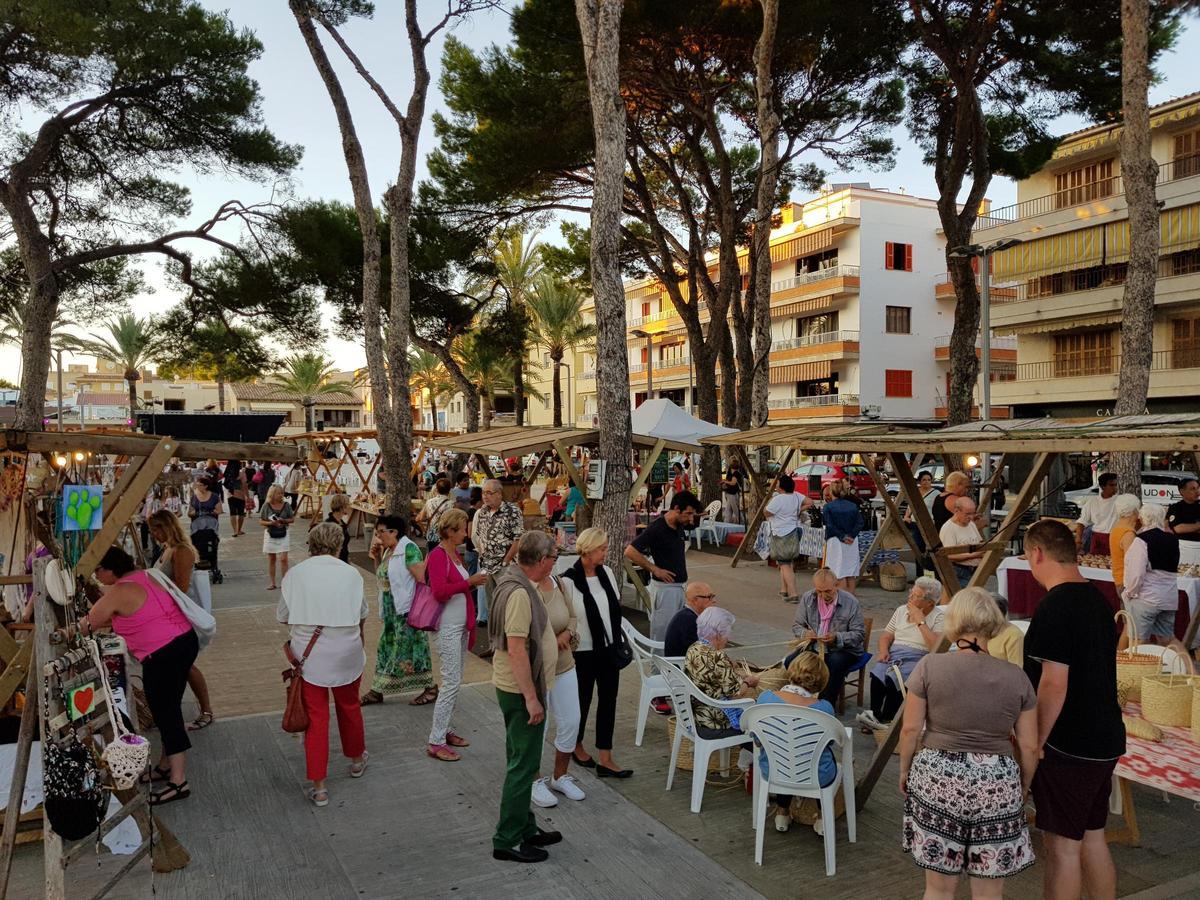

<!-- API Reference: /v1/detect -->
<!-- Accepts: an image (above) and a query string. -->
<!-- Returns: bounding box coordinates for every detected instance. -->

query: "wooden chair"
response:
[838,617,873,714]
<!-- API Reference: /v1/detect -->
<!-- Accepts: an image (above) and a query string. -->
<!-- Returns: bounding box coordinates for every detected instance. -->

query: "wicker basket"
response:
[879,562,907,592]
[1114,610,1161,703]
[667,716,726,773]
[1141,674,1195,728]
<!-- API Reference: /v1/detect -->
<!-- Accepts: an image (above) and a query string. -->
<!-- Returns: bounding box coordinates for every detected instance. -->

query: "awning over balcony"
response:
[769,360,832,384]
[769,227,833,264]
[991,224,1105,279]
[1104,202,1200,264]
[1007,311,1124,336]
[771,294,837,318]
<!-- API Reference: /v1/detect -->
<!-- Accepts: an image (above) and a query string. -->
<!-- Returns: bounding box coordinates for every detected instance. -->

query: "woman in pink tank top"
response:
[69,547,199,806]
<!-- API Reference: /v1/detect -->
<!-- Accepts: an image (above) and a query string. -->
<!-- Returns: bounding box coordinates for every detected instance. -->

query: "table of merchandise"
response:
[996,557,1199,644]
[1107,701,1200,846]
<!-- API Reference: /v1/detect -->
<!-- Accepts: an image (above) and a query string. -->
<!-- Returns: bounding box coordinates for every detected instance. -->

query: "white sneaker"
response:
[774,813,791,833]
[856,710,886,732]
[550,774,586,801]
[812,816,824,837]
[531,777,558,808]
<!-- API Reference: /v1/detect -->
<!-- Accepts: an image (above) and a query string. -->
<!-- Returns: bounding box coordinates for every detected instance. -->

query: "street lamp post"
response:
[949,237,1024,499]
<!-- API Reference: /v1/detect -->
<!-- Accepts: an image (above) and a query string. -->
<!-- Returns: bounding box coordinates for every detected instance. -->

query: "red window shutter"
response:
[904,244,913,272]
[641,301,650,317]
[885,241,894,270]
[640,347,648,363]
[885,369,913,398]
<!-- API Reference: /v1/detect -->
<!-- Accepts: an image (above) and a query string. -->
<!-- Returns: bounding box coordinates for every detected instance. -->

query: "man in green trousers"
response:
[488,531,563,863]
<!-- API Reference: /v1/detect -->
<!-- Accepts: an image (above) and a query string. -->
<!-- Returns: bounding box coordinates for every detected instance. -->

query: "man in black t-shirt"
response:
[1166,477,1200,543]
[626,490,702,636]
[1022,520,1125,900]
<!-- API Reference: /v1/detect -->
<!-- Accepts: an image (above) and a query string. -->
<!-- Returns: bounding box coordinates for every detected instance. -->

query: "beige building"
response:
[980,91,1200,417]
[228,380,365,435]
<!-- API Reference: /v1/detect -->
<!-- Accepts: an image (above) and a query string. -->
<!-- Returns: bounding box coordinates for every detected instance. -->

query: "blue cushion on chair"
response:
[845,652,872,674]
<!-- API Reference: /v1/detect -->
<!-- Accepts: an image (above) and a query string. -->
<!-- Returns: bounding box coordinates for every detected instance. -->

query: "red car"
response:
[791,461,877,501]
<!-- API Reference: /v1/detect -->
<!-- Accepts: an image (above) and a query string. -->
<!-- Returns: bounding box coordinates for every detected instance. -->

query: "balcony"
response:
[933,405,1013,420]
[766,393,860,420]
[934,272,1022,302]
[933,333,1018,361]
[579,369,595,381]
[577,413,598,427]
[973,153,1200,234]
[770,330,860,363]
[629,357,692,384]
[769,265,861,302]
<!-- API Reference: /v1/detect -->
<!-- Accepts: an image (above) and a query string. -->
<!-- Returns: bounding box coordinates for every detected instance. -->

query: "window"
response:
[659,343,686,364]
[1054,157,1115,208]
[796,374,838,397]
[795,249,838,275]
[1170,248,1200,277]
[1053,330,1115,377]
[885,306,911,334]
[641,301,651,318]
[1172,317,1200,369]
[885,242,913,272]
[1173,129,1200,178]
[796,312,838,340]
[164,399,185,411]
[1027,263,1126,298]
[884,369,913,397]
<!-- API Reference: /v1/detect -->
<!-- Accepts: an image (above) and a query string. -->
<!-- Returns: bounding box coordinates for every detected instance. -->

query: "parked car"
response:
[1064,470,1197,512]
[792,461,877,500]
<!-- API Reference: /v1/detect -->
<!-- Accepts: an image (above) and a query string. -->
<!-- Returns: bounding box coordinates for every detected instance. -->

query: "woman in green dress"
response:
[360,515,438,706]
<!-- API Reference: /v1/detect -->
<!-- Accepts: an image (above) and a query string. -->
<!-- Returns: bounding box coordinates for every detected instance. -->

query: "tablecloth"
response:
[1116,702,1200,804]
[708,522,745,546]
[997,557,1199,645]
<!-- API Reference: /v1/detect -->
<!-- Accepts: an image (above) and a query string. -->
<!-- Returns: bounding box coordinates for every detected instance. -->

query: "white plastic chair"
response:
[657,658,754,813]
[742,704,857,875]
[1010,619,1031,635]
[622,620,685,746]
[1131,643,1191,674]
[693,500,723,549]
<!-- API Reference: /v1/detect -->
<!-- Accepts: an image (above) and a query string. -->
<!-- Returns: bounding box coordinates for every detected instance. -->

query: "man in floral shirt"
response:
[472,479,526,655]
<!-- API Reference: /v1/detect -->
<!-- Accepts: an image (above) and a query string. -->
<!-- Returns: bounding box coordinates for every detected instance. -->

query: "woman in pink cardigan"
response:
[426,508,488,761]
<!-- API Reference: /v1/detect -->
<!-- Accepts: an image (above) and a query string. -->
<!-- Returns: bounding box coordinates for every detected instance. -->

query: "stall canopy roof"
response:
[630,399,737,448]
[276,427,456,443]
[428,425,704,457]
[701,414,1200,455]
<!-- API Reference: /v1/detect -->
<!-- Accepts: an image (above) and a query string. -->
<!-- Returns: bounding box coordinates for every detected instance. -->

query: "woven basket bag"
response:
[1114,609,1162,704]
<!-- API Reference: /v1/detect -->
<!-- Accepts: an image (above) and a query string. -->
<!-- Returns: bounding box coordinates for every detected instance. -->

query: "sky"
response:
[3,2,1198,384]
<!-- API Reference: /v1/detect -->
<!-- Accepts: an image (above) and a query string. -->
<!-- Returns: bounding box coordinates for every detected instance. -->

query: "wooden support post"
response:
[473,453,495,478]
[525,449,553,487]
[968,452,1056,590]
[0,662,37,896]
[860,456,925,566]
[621,556,653,614]
[32,562,64,900]
[731,447,795,568]
[553,441,589,499]
[628,439,666,507]
[976,452,1009,527]
[887,453,960,589]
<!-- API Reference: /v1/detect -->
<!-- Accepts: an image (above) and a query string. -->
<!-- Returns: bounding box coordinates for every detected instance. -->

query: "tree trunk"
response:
[576,0,632,573]
[750,0,781,430]
[126,371,139,431]
[417,337,479,434]
[481,392,494,430]
[1112,0,1157,494]
[512,354,525,426]
[290,3,393,503]
[719,328,738,428]
[731,291,755,430]
[5,192,59,431]
[428,394,438,430]
[945,250,982,424]
[305,399,315,433]
[217,379,226,412]
[551,353,563,427]
[693,355,723,507]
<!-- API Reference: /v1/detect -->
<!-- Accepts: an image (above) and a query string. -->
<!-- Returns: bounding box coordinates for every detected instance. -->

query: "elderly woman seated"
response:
[755,651,839,836]
[857,576,944,732]
[684,607,758,738]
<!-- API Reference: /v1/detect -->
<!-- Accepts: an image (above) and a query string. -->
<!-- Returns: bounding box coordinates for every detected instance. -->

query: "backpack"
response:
[223,467,239,492]
[425,497,451,544]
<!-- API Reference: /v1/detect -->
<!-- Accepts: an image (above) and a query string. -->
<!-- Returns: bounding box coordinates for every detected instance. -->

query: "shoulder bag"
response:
[407,547,447,632]
[147,568,216,648]
[281,626,324,733]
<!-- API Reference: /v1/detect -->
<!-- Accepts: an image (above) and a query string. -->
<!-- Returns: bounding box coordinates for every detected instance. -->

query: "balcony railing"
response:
[974,152,1200,231]
[933,334,1018,350]
[770,265,860,294]
[579,370,595,381]
[984,249,1200,305]
[772,330,860,351]
[628,301,708,329]
[1010,348,1200,382]
[767,393,860,410]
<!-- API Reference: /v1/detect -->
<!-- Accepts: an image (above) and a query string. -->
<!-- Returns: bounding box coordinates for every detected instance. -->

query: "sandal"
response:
[151,780,191,806]
[445,732,470,748]
[309,788,329,807]
[187,711,215,732]
[409,686,439,706]
[139,765,170,785]
[427,744,461,762]
[266,584,278,591]
[349,751,369,778]
[360,691,384,706]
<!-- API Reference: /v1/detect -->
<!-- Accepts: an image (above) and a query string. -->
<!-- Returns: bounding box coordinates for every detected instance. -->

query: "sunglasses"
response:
[694,593,717,600]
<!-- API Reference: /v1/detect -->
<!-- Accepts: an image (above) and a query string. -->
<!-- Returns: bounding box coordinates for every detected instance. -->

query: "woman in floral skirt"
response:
[360,515,438,707]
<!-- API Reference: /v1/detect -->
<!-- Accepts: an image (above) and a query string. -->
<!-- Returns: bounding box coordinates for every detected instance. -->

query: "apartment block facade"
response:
[980,91,1200,417]
[574,186,1009,425]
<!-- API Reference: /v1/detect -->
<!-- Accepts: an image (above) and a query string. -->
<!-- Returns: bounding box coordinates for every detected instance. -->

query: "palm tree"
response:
[268,352,356,432]
[408,348,455,430]
[157,321,270,412]
[75,313,158,430]
[528,275,596,427]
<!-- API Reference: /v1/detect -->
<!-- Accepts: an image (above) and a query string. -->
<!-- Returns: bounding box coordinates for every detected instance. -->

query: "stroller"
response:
[192,528,223,584]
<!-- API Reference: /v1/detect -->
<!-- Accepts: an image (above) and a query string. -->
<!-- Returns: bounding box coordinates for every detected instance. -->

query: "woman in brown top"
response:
[899,586,1039,895]
[530,563,589,808]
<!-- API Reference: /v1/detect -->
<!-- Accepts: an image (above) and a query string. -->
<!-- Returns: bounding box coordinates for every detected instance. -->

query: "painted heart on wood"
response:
[72,686,95,716]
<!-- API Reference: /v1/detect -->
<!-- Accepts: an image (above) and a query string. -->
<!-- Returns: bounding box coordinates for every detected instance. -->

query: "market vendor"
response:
[1074,472,1119,555]
[1167,476,1200,544]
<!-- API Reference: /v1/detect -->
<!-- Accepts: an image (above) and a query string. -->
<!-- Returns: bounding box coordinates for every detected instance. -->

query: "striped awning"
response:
[770,227,833,264]
[992,225,1105,279]
[1008,311,1124,335]
[1105,202,1200,264]
[771,295,838,318]
[769,361,832,384]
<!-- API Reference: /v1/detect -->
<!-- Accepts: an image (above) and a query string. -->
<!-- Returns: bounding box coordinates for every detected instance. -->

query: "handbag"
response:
[281,627,323,733]
[407,548,447,632]
[87,639,149,790]
[147,568,216,649]
[606,626,634,670]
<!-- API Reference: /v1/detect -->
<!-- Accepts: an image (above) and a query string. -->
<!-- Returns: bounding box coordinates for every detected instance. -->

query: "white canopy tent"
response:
[630,398,736,447]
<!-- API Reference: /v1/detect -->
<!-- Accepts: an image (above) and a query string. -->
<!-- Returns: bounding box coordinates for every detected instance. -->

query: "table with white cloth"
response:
[702,522,745,547]
[996,556,1200,645]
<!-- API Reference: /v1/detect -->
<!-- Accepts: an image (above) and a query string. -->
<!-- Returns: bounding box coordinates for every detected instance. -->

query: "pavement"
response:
[7,509,1200,898]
